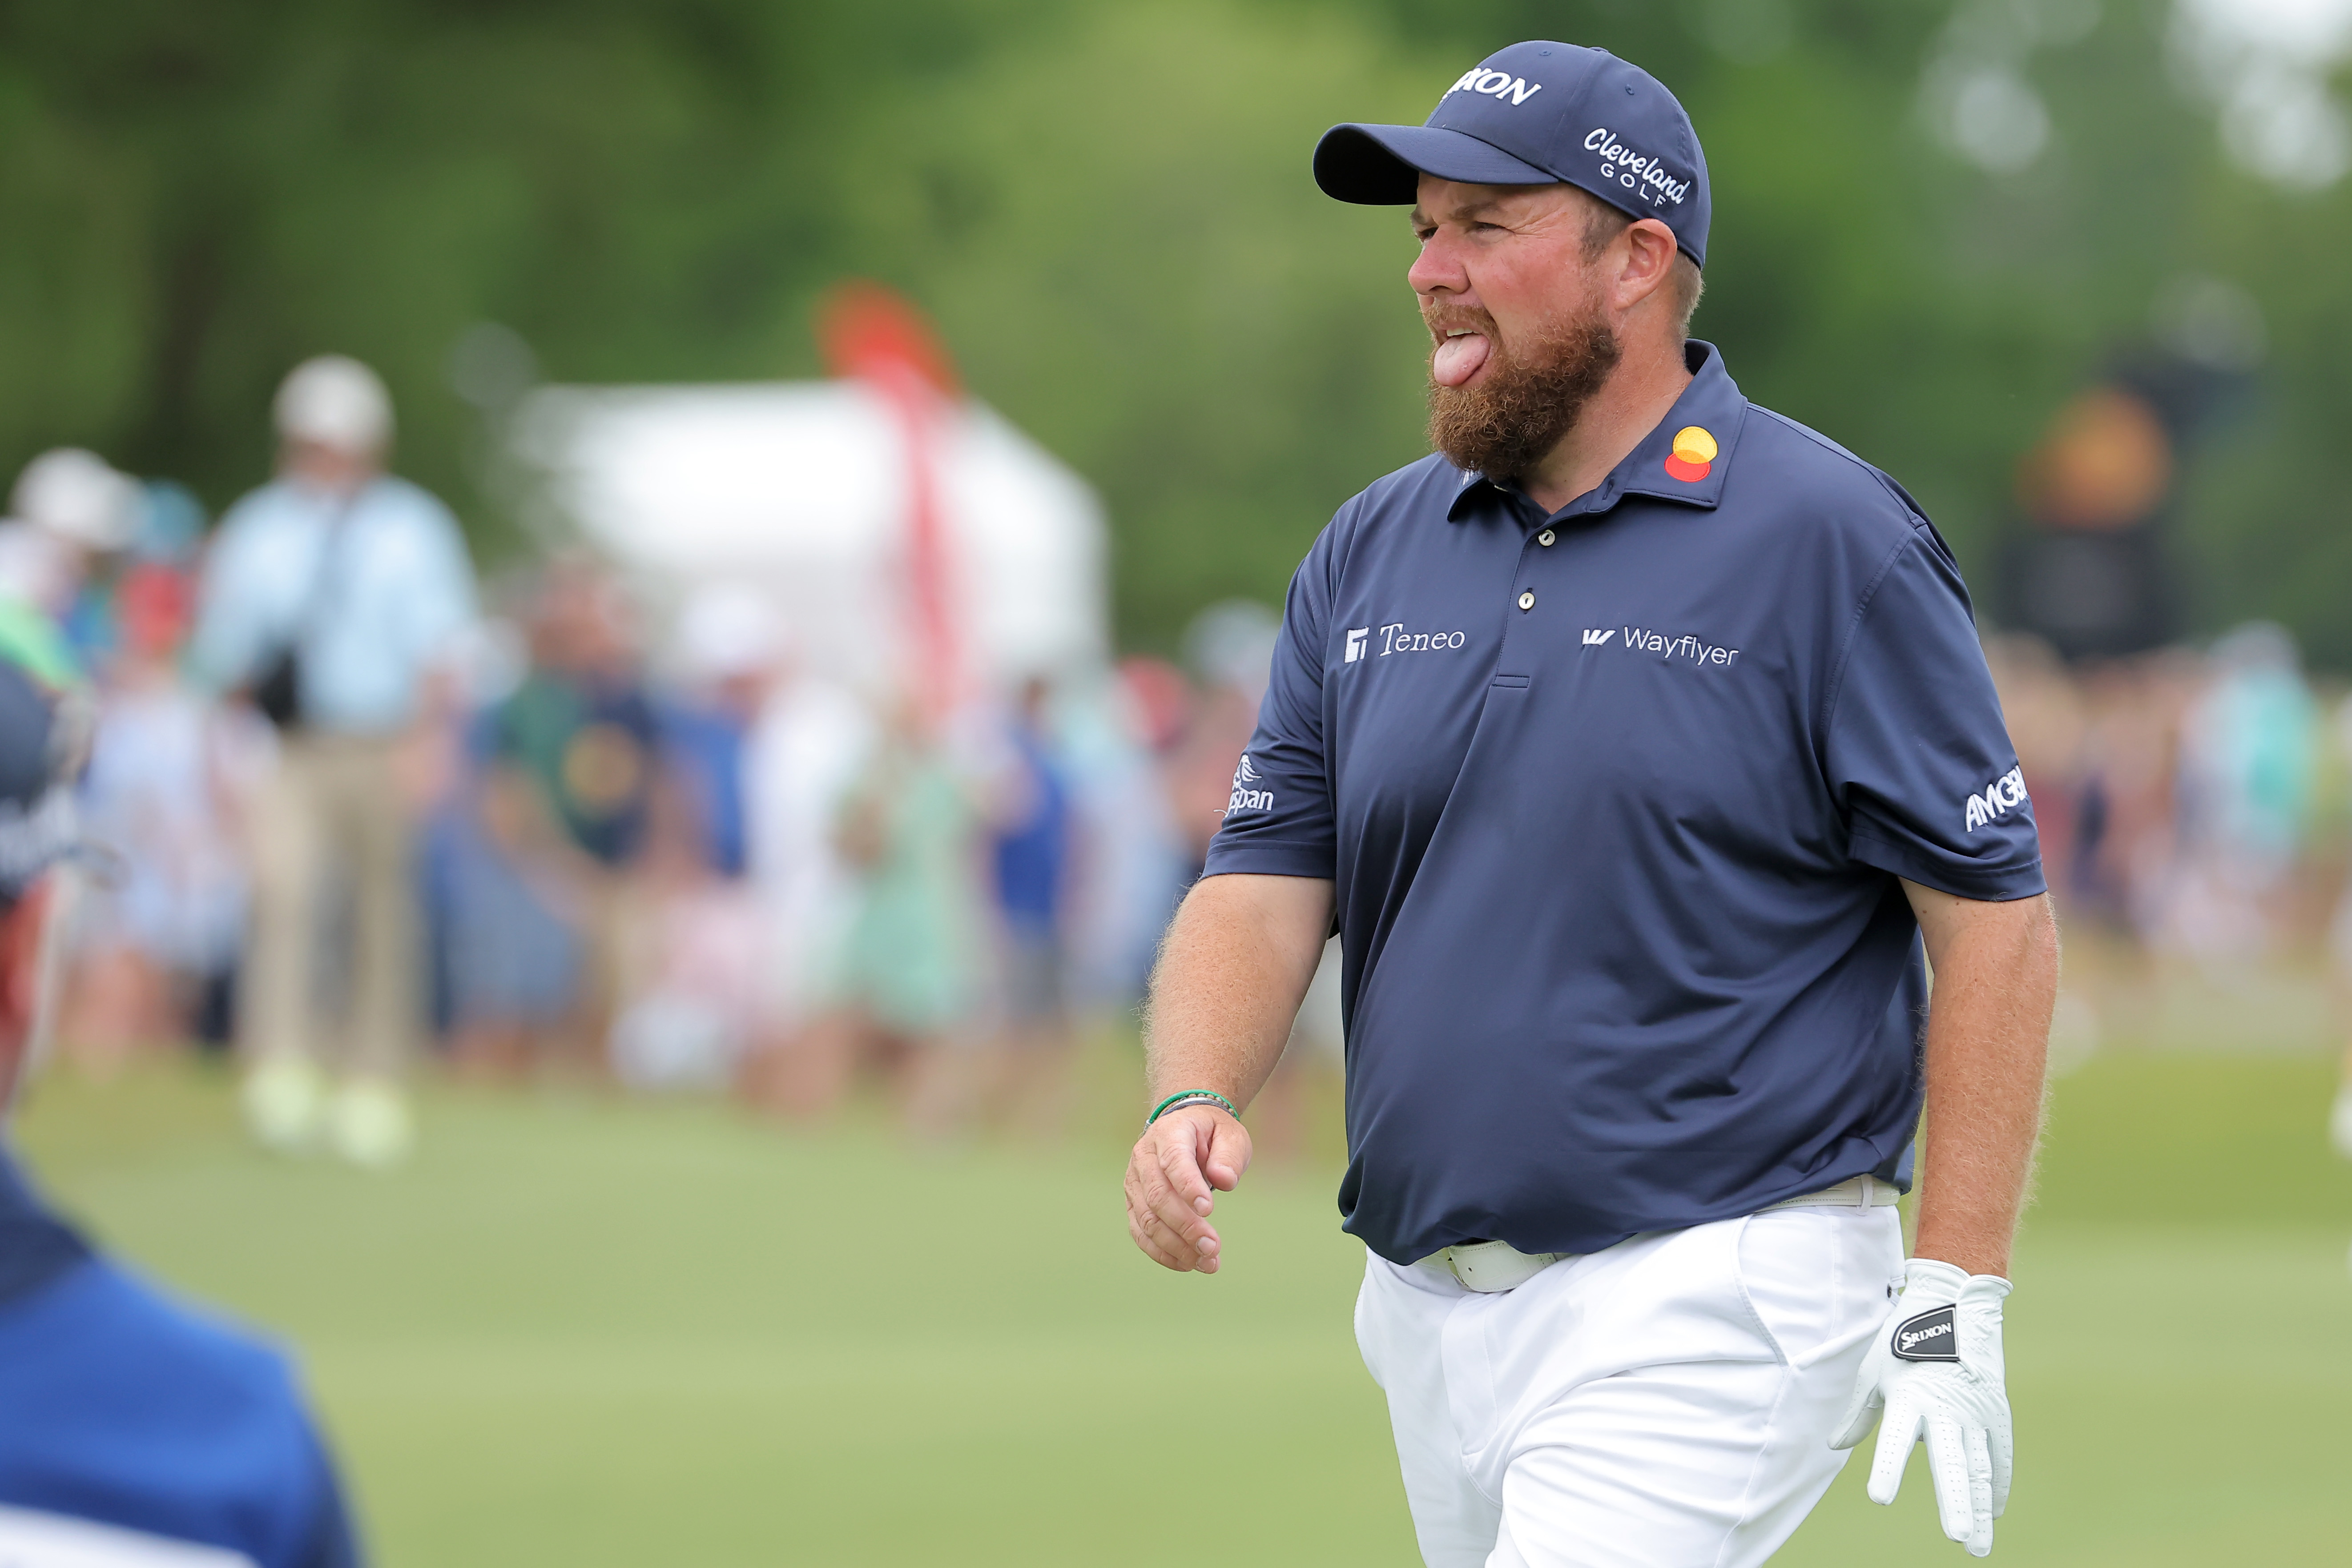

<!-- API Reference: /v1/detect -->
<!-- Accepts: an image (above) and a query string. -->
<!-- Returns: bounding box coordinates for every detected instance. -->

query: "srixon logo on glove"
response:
[1890,1305,1959,1362]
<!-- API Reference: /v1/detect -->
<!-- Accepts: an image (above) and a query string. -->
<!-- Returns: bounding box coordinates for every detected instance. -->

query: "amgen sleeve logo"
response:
[1227,754,1274,816]
[1963,766,2029,833]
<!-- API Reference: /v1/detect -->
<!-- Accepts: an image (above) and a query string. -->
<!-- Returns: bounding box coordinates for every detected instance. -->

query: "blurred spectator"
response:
[785,692,987,1134]
[60,565,258,1067]
[981,676,1077,1132]
[190,355,477,1167]
[736,638,873,1117]
[2160,623,2316,961]
[0,448,144,684]
[420,594,580,1079]
[604,586,779,1091]
[471,560,657,1075]
[0,653,363,1568]
[1161,601,1278,882]
[660,584,776,881]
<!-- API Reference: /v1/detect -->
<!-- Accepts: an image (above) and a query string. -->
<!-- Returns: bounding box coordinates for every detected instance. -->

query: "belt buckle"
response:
[1445,1238,1553,1293]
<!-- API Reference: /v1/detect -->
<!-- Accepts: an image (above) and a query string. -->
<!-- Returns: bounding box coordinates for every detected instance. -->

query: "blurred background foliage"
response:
[2,0,2347,654]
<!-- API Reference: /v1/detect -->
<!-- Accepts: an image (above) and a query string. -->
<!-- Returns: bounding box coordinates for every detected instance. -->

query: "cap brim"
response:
[1313,123,1559,205]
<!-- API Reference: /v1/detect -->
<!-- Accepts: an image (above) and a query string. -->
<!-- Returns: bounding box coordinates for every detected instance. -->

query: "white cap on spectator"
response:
[675,583,784,682]
[274,354,393,453]
[9,448,141,552]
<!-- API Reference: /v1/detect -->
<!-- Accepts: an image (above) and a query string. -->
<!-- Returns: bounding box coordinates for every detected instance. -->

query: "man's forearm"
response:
[1907,889,2059,1278]
[1144,873,1334,1112]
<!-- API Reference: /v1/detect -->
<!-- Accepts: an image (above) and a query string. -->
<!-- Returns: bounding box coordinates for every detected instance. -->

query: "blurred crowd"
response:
[16,355,2352,1174]
[1990,625,2352,969]
[4,355,1346,1169]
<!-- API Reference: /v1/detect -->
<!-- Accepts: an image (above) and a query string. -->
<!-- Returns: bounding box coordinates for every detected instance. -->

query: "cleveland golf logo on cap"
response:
[1664,426,1716,482]
[1583,127,1694,208]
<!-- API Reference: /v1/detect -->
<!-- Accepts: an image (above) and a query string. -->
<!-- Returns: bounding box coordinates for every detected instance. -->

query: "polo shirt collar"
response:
[1446,339,1748,523]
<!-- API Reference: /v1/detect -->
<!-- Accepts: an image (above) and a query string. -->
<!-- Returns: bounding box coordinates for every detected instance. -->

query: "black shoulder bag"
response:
[252,488,363,731]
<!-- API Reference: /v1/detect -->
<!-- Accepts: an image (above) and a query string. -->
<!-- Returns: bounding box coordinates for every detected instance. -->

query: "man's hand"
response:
[1832,1258,2014,1556]
[1124,1105,1253,1274]
[1123,873,1329,1276]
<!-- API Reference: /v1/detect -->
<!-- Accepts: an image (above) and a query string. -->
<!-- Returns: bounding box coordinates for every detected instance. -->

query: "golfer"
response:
[1123,40,2056,1566]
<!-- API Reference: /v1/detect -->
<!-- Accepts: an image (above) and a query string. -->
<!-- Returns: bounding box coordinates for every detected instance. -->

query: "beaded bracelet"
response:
[1146,1089,1238,1126]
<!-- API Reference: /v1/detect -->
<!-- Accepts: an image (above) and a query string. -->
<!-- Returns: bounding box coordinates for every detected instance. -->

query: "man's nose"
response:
[1408,231,1468,298]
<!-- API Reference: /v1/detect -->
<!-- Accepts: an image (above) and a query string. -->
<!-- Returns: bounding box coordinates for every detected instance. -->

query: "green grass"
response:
[16,1048,2352,1566]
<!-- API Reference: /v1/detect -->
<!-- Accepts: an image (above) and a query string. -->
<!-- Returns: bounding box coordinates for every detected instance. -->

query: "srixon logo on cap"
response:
[1443,66,1545,107]
[1890,1304,1960,1362]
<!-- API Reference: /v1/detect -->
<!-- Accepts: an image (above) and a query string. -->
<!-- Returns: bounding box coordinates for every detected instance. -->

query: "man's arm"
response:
[1901,882,2059,1277]
[1124,872,1334,1275]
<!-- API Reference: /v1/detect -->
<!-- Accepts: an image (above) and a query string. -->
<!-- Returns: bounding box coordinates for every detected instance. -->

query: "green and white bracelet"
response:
[1146,1089,1238,1126]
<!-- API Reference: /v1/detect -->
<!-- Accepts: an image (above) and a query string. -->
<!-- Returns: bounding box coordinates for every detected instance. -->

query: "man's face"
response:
[279,438,382,494]
[1408,176,1622,480]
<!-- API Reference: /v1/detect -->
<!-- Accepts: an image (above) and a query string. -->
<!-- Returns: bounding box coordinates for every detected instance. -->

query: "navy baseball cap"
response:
[1314,41,1711,267]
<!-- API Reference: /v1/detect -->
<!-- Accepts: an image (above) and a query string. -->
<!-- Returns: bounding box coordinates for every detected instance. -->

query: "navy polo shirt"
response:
[1204,341,2044,1265]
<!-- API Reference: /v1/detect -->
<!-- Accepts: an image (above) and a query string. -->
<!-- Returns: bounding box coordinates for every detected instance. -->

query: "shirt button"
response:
[1517,590,1535,611]
[1537,529,1556,547]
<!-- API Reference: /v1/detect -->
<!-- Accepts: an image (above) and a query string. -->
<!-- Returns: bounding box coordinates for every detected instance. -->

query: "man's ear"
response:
[1614,218,1681,311]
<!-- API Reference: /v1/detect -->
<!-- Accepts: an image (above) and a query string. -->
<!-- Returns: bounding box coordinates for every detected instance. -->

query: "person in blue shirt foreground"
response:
[0,657,362,1568]
[1124,41,2058,1565]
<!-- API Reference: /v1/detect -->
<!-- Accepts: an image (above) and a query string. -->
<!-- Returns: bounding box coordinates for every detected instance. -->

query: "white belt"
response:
[1416,1174,1903,1295]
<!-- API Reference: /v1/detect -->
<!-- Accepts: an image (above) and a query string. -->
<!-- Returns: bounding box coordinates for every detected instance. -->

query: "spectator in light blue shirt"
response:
[189,356,477,1170]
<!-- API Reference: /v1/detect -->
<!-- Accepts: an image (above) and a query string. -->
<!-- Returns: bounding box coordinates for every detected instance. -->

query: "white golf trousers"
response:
[1355,1206,1905,1568]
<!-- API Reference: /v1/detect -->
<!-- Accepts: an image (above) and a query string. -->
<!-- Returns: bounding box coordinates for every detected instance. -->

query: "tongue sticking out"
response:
[1433,332,1491,387]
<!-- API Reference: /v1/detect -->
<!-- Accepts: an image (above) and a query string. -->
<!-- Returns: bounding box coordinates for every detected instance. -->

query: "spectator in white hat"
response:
[0,449,143,644]
[189,355,478,1167]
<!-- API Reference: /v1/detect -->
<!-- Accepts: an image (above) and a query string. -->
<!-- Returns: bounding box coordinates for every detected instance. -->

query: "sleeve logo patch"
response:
[1227,754,1274,816]
[1891,1304,1959,1361]
[1963,766,2029,832]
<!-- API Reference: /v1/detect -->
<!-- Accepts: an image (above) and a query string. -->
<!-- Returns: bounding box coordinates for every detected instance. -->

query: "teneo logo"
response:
[1227,754,1273,816]
[1890,1305,1958,1362]
[1582,127,1692,207]
[1344,627,1369,663]
[1963,766,2029,833]
[1606,626,1740,668]
[1442,65,1545,107]
[1378,622,1467,655]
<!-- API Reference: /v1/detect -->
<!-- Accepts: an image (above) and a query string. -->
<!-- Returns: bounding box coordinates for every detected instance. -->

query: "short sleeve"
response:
[1825,532,2046,901]
[1200,526,1340,881]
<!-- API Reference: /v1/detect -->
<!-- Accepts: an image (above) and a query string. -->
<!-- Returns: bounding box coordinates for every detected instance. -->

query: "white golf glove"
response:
[1831,1257,2013,1557]
[2329,1082,2352,1161]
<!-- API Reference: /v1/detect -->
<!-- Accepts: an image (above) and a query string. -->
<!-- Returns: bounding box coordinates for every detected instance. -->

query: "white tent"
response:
[511,382,1108,690]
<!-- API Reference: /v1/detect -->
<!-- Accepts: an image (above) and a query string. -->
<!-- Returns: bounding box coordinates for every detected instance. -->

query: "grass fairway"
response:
[16,1048,2352,1566]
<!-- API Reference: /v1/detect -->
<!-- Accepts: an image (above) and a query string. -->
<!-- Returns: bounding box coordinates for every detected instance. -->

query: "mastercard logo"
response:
[1663,425,1718,483]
